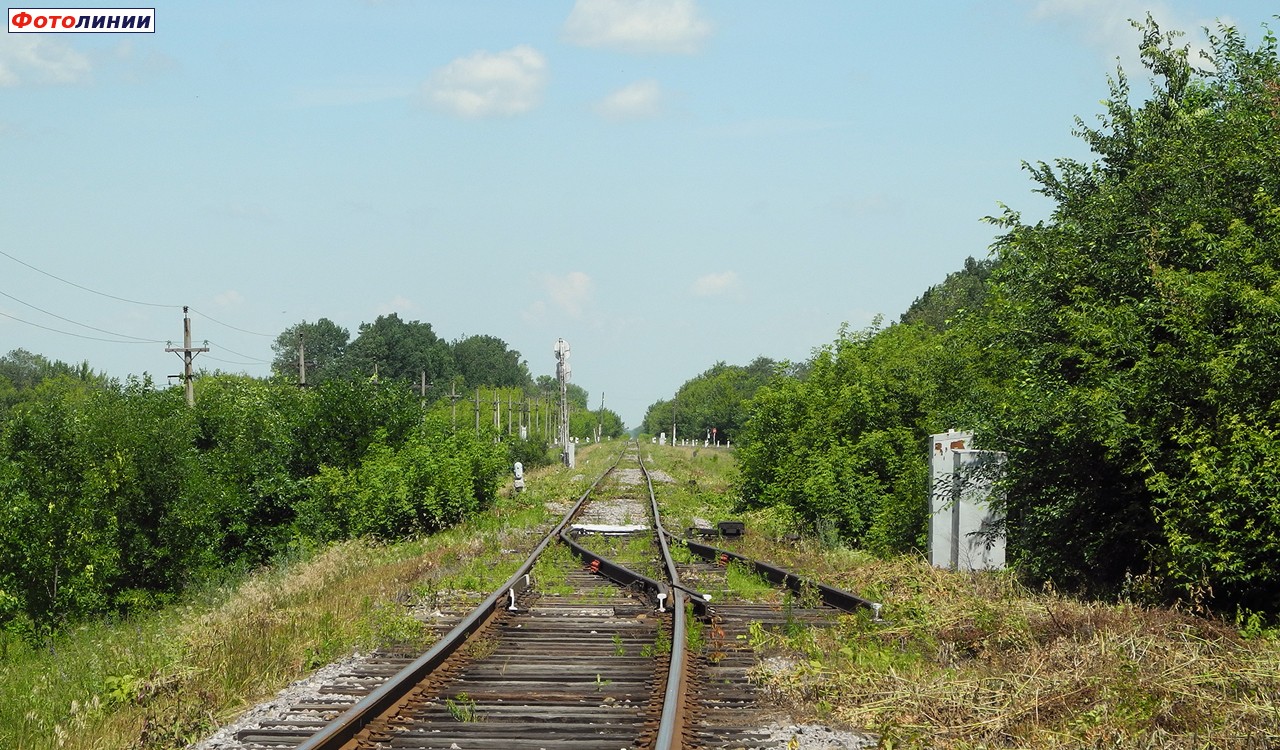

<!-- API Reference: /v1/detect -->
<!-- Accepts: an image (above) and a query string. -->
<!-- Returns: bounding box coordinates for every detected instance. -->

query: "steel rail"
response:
[677,535,881,614]
[295,448,626,750]
[640,449,692,750]
[558,528,711,615]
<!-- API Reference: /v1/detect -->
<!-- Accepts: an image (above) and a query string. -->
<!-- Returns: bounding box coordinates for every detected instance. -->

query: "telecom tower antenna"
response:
[554,338,573,467]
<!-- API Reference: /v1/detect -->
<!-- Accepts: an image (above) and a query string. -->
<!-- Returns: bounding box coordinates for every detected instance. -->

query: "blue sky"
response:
[2,1,1275,427]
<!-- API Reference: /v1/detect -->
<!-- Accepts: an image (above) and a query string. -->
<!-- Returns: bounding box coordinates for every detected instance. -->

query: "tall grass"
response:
[643,444,1280,748]
[748,554,1280,748]
[0,540,436,749]
[0,448,602,750]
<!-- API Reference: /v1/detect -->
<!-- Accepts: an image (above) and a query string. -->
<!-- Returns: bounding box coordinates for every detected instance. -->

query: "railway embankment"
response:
[5,442,1278,749]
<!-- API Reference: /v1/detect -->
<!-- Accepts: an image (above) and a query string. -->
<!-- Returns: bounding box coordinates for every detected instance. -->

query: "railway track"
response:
[204,443,879,749]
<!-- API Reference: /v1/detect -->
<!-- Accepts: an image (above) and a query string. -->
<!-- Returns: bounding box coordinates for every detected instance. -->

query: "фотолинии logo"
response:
[8,8,155,32]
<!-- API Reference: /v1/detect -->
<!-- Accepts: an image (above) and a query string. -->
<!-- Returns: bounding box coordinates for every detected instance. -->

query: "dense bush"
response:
[0,373,510,642]
[979,21,1280,610]
[737,324,938,555]
[736,21,1280,616]
[297,415,506,541]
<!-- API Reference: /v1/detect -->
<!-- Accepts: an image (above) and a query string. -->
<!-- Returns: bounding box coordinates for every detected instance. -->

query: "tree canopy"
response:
[341,313,454,385]
[900,256,996,332]
[641,357,776,443]
[979,20,1280,610]
[451,334,532,390]
[734,19,1280,615]
[270,318,350,385]
[270,317,534,394]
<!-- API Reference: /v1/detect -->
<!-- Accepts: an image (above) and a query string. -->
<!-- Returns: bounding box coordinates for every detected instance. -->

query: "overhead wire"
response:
[190,308,274,338]
[204,340,271,364]
[0,249,179,309]
[203,355,269,367]
[0,288,166,343]
[0,249,280,355]
[0,309,160,344]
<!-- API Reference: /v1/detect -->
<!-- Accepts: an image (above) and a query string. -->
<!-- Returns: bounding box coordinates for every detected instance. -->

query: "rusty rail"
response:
[641,450,692,750]
[295,448,626,750]
[676,535,880,614]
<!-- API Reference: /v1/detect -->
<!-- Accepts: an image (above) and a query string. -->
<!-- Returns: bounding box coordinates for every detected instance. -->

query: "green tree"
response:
[0,375,207,636]
[0,349,106,421]
[900,256,996,332]
[292,376,420,475]
[737,324,941,554]
[451,334,532,389]
[569,406,625,441]
[981,20,1280,609]
[341,313,456,386]
[0,346,527,640]
[0,377,121,636]
[642,357,776,443]
[296,413,507,541]
[270,318,350,384]
[191,375,308,564]
[0,349,102,391]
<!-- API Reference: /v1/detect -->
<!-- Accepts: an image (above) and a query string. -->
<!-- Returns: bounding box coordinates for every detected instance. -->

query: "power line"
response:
[190,308,275,338]
[0,249,282,342]
[205,340,270,364]
[0,288,166,343]
[204,355,267,367]
[0,249,179,309]
[0,309,158,344]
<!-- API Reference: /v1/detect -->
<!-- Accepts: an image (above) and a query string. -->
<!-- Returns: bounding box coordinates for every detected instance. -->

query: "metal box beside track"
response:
[928,430,1007,571]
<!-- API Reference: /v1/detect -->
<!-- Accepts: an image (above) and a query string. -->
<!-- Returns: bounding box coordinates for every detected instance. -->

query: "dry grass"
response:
[0,446,608,750]
[746,553,1280,749]
[638,445,1280,749]
[0,540,443,750]
[17,442,1272,750]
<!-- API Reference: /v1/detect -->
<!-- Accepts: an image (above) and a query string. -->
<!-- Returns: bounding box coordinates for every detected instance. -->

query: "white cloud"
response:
[594,79,663,120]
[375,295,419,316]
[530,271,592,319]
[1031,0,1222,71]
[422,45,547,118]
[691,271,740,298]
[0,36,90,87]
[521,299,548,323]
[563,0,712,55]
[213,290,245,308]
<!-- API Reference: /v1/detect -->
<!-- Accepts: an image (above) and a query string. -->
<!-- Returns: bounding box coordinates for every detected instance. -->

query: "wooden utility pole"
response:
[297,332,307,387]
[166,306,209,407]
[449,382,461,430]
